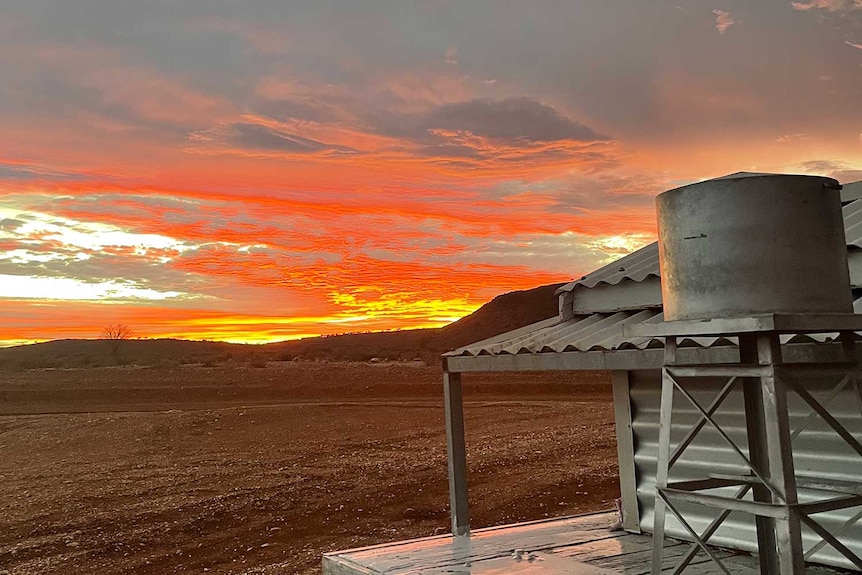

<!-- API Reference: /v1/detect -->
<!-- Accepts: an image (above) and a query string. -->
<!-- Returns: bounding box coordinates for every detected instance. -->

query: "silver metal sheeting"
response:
[558,187,862,294]
[557,243,660,292]
[844,197,862,249]
[627,369,862,571]
[445,299,862,357]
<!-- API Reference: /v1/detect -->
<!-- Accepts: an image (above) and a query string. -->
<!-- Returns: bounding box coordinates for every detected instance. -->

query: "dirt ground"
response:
[0,363,619,574]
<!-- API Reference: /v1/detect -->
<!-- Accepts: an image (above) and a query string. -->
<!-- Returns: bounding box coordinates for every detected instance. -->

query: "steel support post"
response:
[739,334,780,574]
[611,370,640,532]
[639,317,862,574]
[443,370,469,536]
[651,337,677,574]
[756,333,806,574]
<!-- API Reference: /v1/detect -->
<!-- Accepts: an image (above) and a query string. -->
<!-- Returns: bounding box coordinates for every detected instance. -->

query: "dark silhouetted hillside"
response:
[438,282,563,347]
[0,282,563,369]
[0,338,250,370]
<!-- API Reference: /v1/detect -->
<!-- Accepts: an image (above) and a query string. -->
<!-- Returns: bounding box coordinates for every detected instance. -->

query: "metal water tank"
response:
[657,173,851,321]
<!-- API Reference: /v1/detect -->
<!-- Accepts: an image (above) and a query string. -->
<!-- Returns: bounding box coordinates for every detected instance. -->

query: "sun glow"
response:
[0,207,195,254]
[586,234,656,263]
[0,274,189,301]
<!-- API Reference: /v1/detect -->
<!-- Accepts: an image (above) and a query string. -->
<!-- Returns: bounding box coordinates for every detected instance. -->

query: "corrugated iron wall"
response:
[624,369,862,571]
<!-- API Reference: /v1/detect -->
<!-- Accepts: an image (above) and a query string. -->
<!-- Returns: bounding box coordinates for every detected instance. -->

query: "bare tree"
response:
[102,324,133,362]
[102,324,132,340]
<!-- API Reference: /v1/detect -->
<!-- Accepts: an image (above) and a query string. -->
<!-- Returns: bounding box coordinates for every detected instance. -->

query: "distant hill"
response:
[0,338,247,370]
[439,282,562,346]
[270,282,563,363]
[0,282,563,369]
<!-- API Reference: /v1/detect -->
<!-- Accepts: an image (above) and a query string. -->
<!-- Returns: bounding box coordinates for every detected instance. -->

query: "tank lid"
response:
[665,171,841,194]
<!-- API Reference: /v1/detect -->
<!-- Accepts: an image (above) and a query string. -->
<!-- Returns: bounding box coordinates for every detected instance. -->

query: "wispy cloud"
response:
[794,159,862,183]
[187,120,356,156]
[713,9,736,34]
[189,16,293,55]
[791,0,862,11]
[445,44,458,65]
[775,133,807,142]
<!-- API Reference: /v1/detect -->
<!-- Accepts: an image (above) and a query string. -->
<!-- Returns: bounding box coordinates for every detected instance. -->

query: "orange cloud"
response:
[7,5,859,347]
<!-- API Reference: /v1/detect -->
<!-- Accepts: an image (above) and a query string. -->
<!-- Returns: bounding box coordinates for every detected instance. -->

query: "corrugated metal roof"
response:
[445,309,681,356]
[842,196,862,248]
[558,181,862,293]
[842,180,862,203]
[445,298,862,357]
[557,243,659,293]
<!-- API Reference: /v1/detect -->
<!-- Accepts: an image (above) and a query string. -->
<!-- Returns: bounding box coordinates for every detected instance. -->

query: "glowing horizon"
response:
[2,2,862,346]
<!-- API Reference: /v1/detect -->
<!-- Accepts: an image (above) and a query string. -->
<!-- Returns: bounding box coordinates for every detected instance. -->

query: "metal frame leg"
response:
[740,334,780,574]
[757,334,805,574]
[652,337,677,574]
[443,371,469,536]
[649,328,860,574]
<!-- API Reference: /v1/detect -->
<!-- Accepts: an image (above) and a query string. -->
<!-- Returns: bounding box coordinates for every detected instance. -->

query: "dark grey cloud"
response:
[0,166,37,181]
[0,163,85,182]
[189,122,355,155]
[372,97,607,144]
[423,98,607,142]
[3,1,862,161]
[0,218,25,231]
[415,143,482,159]
[230,123,330,152]
[366,96,610,163]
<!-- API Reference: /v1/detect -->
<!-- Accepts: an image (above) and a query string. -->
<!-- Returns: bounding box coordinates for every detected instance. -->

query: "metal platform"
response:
[322,511,850,574]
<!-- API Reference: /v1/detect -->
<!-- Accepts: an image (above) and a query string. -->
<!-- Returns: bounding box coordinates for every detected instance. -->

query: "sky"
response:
[2,0,862,346]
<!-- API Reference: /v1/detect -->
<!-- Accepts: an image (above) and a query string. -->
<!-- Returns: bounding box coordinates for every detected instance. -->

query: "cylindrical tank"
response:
[657,173,851,321]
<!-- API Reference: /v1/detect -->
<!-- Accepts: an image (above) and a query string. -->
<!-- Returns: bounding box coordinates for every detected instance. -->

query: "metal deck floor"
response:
[322,511,849,575]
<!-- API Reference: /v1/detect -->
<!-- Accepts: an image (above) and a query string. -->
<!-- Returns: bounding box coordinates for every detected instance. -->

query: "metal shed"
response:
[324,175,862,575]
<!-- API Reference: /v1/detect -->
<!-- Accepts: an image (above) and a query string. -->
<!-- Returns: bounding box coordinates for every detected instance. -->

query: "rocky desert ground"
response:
[0,362,618,574]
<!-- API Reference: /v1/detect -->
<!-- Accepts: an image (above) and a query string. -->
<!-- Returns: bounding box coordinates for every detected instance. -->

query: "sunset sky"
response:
[2,1,862,345]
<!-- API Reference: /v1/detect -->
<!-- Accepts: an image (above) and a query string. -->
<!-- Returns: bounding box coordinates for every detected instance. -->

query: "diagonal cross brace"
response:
[801,514,862,570]
[805,507,862,561]
[660,491,734,575]
[671,484,752,574]
[669,377,737,469]
[790,374,851,441]
[783,372,862,458]
[667,371,784,502]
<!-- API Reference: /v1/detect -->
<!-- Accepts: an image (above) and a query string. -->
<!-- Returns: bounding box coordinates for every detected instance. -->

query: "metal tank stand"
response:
[626,314,862,575]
